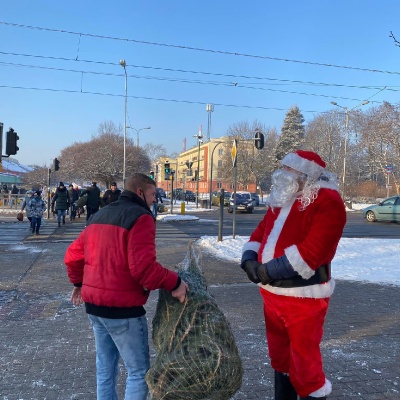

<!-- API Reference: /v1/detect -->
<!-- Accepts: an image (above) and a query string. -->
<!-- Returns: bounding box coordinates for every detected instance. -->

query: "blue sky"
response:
[1,1,399,166]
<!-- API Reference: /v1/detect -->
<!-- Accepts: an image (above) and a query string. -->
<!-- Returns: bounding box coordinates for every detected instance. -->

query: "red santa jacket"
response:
[65,190,180,318]
[242,187,346,298]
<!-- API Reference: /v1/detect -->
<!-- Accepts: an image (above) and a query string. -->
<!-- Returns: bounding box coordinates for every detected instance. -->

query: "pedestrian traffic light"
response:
[149,170,155,179]
[5,128,19,156]
[164,162,170,173]
[254,130,265,150]
[53,158,60,171]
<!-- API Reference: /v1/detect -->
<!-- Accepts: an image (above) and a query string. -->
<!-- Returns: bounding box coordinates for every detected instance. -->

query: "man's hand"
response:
[171,280,189,303]
[70,287,84,306]
[242,260,262,284]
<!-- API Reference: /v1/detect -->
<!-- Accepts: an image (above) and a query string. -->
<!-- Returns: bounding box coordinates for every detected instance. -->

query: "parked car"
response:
[362,195,400,222]
[251,193,260,206]
[184,190,196,201]
[227,191,254,213]
[211,191,231,206]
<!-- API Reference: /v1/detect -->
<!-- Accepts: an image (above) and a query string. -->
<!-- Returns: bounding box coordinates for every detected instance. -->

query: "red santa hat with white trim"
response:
[281,150,326,181]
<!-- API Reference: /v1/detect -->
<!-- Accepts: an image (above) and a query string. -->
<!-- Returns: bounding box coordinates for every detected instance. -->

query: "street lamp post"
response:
[127,126,151,147]
[208,141,224,209]
[120,60,127,183]
[331,100,369,200]
[193,129,203,208]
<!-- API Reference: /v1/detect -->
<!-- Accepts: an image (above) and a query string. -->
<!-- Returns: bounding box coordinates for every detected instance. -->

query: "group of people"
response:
[1,184,20,207]
[64,150,345,400]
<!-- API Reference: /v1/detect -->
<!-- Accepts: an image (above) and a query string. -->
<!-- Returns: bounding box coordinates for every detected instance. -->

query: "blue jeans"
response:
[57,209,66,223]
[88,315,150,400]
[31,216,42,233]
[152,202,158,217]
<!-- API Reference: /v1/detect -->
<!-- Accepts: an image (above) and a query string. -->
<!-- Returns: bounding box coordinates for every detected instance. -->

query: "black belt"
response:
[268,264,331,288]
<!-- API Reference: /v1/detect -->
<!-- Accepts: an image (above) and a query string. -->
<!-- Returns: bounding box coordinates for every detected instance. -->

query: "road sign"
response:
[231,139,237,167]
[386,165,393,173]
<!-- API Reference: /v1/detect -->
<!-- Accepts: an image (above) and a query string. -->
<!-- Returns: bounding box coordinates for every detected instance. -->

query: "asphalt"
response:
[0,216,399,400]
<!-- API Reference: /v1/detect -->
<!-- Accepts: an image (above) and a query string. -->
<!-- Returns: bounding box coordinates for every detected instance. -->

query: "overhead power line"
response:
[0,84,326,114]
[1,21,400,76]
[0,61,385,104]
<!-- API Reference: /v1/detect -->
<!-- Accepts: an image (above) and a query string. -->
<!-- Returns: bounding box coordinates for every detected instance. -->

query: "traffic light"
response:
[254,130,265,150]
[164,162,170,173]
[149,170,155,179]
[53,158,60,171]
[5,128,19,156]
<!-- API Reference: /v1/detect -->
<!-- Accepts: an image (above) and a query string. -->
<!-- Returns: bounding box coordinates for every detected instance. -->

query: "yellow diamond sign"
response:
[231,139,238,167]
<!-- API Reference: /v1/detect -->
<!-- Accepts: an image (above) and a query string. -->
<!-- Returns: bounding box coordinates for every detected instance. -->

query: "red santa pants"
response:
[260,288,330,398]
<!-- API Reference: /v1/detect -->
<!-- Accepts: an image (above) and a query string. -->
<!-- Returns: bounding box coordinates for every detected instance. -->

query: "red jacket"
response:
[243,187,346,298]
[65,190,180,318]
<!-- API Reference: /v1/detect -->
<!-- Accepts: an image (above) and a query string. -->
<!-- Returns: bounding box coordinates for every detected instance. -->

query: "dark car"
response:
[184,190,196,201]
[251,193,260,206]
[362,195,400,222]
[227,191,254,214]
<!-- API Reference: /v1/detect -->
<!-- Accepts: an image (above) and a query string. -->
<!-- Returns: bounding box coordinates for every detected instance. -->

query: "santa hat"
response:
[281,150,326,181]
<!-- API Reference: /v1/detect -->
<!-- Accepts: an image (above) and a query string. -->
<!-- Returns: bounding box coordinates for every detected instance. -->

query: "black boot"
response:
[275,371,298,400]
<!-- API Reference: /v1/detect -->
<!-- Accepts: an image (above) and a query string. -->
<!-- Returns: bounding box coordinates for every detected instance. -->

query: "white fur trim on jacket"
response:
[242,241,261,254]
[261,200,294,263]
[260,279,335,298]
[285,244,314,279]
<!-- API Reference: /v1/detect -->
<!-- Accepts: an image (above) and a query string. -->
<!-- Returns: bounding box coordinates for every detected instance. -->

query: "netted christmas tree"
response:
[146,242,243,400]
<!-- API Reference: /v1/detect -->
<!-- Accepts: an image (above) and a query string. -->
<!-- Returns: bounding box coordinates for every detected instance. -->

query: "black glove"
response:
[255,264,273,285]
[242,260,262,284]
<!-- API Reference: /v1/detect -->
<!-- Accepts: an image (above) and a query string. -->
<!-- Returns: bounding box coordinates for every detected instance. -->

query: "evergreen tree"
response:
[275,105,305,162]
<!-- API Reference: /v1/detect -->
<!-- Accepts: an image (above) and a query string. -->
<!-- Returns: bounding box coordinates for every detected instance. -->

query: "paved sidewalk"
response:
[0,221,399,399]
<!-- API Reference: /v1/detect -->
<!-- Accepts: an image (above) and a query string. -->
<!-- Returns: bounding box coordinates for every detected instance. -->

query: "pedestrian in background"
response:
[152,189,163,218]
[68,184,79,221]
[102,181,121,206]
[80,181,101,222]
[21,190,34,229]
[28,190,46,235]
[52,182,70,227]
[65,173,188,400]
[241,150,346,400]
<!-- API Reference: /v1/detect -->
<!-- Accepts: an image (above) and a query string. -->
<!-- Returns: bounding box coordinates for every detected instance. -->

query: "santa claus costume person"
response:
[241,150,346,400]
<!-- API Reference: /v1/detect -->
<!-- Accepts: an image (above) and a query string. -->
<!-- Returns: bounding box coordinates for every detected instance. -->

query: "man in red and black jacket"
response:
[65,173,188,400]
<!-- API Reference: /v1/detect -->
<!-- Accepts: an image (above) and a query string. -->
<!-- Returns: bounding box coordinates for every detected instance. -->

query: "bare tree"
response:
[56,121,151,187]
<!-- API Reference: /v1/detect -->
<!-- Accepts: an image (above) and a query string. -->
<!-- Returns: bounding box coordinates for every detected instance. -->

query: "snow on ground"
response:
[160,202,400,287]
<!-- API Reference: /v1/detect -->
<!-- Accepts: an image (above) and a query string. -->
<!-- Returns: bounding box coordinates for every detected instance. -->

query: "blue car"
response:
[362,195,400,222]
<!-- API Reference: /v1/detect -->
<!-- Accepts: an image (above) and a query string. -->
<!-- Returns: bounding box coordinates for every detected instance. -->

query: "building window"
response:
[217,182,222,189]
[218,160,223,167]
[218,148,223,156]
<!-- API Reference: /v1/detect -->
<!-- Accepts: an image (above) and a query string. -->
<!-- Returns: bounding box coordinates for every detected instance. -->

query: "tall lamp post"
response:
[120,59,127,183]
[330,100,369,200]
[127,126,151,147]
[194,129,203,208]
[208,141,224,209]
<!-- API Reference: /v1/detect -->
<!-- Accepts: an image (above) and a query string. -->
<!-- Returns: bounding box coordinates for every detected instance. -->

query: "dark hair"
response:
[125,173,156,192]
[111,182,117,186]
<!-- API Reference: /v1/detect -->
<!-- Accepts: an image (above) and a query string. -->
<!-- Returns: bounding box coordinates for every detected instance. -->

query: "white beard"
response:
[267,169,300,208]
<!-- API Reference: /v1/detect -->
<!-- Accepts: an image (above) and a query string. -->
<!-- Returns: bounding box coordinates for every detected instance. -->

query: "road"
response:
[0,207,399,246]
